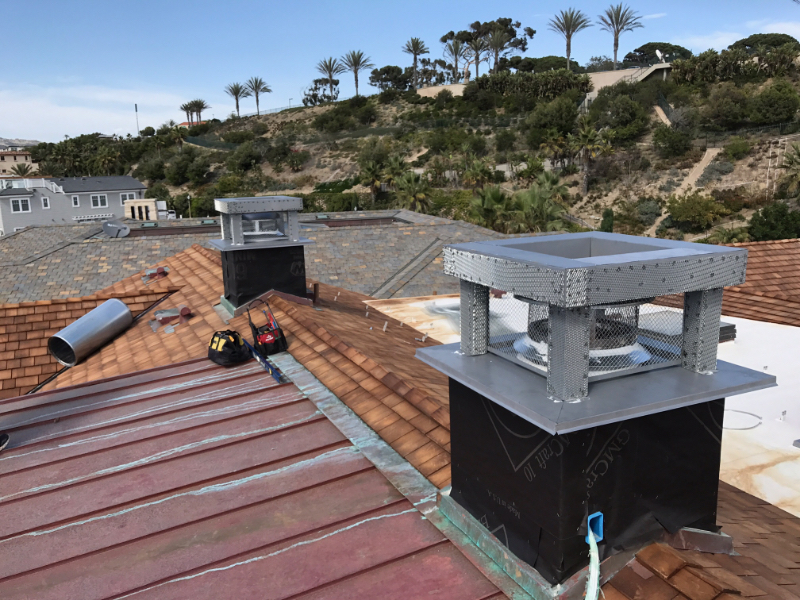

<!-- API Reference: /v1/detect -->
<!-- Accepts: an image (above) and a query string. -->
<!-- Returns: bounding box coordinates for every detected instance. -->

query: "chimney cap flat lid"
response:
[214,196,303,214]
[444,232,748,307]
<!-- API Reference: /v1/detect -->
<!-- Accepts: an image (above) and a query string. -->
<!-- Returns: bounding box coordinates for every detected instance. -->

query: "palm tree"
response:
[470,186,510,231]
[396,172,431,212]
[360,161,383,202]
[570,119,605,194]
[384,155,408,189]
[316,57,346,100]
[597,4,643,70]
[462,159,494,190]
[225,83,252,118]
[9,163,33,177]
[402,38,430,89]
[465,37,489,78]
[540,130,568,169]
[487,27,512,74]
[513,186,566,232]
[170,126,187,152]
[548,8,593,71]
[246,77,272,115]
[180,102,193,126]
[536,171,569,206]
[443,39,467,82]
[341,50,374,96]
[190,99,210,123]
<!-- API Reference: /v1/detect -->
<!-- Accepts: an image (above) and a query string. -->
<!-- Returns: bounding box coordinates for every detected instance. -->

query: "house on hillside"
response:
[0,175,146,235]
[0,150,37,175]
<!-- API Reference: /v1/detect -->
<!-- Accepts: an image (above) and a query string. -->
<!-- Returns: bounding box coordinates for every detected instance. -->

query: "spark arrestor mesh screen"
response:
[486,293,683,384]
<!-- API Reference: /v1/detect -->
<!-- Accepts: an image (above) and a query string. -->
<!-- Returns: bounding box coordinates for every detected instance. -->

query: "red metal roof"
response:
[0,358,506,599]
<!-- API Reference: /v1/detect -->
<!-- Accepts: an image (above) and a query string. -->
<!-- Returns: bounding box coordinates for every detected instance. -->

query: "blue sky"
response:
[4,0,800,141]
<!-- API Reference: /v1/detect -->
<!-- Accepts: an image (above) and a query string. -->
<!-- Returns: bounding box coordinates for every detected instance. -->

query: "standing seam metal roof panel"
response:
[0,358,506,600]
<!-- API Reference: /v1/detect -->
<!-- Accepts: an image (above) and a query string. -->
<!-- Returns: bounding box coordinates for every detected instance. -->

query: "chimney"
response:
[210,196,313,314]
[417,232,775,584]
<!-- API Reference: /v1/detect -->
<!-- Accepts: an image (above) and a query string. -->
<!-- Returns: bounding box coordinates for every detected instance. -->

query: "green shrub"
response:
[724,137,751,161]
[495,129,517,153]
[223,130,255,144]
[750,80,800,125]
[144,182,170,201]
[251,122,270,136]
[637,198,662,226]
[652,124,692,158]
[313,178,358,193]
[749,201,800,240]
[187,123,211,136]
[696,159,735,187]
[226,141,260,173]
[667,190,729,231]
[435,89,454,109]
[473,69,591,101]
[378,88,401,104]
[216,174,243,195]
[134,158,165,182]
[140,126,155,137]
[599,208,614,232]
[286,150,311,171]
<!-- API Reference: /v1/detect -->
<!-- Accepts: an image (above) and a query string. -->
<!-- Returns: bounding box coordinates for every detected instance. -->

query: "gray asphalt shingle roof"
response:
[48,176,146,193]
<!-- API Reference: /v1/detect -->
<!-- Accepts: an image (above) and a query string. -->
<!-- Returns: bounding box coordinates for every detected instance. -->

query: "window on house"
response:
[72,195,80,207]
[42,197,50,209]
[120,192,136,206]
[11,198,31,213]
[91,194,108,208]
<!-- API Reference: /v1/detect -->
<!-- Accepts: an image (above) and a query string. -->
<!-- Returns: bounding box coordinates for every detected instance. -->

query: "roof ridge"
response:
[729,238,800,247]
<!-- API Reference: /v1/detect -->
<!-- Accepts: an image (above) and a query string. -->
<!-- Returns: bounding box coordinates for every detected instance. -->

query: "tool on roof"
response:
[154,305,192,325]
[247,299,288,356]
[207,330,250,366]
[243,338,284,383]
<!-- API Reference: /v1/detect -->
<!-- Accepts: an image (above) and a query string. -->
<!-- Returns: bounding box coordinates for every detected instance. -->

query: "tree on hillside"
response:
[441,18,535,79]
[730,33,800,54]
[570,118,607,194]
[316,57,347,100]
[549,9,593,71]
[189,99,211,123]
[180,102,193,126]
[402,38,430,89]
[487,27,513,74]
[396,172,431,212]
[749,202,800,241]
[246,77,272,116]
[225,83,252,118]
[369,65,412,91]
[597,4,643,70]
[465,37,489,79]
[341,50,375,96]
[360,160,383,202]
[511,186,565,233]
[470,186,510,231]
[443,39,468,82]
[624,42,692,65]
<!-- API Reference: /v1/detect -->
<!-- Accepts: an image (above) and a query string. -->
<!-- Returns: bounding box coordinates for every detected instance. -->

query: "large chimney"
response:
[210,196,313,313]
[417,232,775,584]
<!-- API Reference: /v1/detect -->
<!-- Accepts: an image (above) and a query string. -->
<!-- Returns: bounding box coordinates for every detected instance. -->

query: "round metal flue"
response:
[48,298,133,366]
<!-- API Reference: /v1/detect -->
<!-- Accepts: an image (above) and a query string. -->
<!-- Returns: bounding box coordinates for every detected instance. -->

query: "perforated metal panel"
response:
[547,306,591,401]
[682,288,724,373]
[460,280,489,356]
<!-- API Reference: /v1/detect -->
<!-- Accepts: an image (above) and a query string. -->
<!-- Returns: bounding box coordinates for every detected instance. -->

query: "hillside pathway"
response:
[645,147,722,236]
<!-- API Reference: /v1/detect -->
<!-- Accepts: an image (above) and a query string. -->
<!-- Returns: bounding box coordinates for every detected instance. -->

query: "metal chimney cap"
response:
[214,196,303,214]
[444,232,748,308]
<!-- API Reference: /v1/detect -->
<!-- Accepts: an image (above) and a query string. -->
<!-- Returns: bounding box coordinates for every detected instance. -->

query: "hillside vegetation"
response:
[26,19,800,242]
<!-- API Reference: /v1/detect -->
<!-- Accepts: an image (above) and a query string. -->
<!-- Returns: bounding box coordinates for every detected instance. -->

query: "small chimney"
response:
[210,196,313,314]
[417,232,775,584]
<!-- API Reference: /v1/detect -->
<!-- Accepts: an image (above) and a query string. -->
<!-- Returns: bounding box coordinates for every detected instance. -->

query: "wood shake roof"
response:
[19,241,800,599]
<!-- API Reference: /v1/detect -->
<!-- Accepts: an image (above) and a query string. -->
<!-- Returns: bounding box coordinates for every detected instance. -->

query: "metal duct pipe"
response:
[48,298,133,367]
